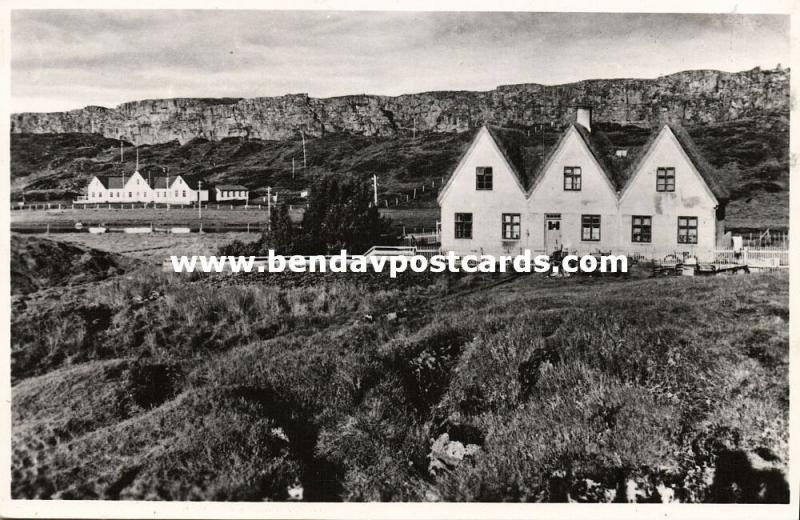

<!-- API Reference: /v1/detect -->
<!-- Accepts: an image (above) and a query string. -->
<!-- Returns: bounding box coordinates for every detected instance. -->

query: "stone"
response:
[428,433,481,475]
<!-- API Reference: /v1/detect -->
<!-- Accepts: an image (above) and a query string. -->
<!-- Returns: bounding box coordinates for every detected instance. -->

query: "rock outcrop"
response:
[11,67,789,145]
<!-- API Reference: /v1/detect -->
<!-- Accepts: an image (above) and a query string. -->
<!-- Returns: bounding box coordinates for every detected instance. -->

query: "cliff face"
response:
[11,67,789,145]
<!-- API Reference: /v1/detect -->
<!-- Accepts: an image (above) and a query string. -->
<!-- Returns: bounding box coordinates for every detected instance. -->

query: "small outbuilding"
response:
[214,185,250,202]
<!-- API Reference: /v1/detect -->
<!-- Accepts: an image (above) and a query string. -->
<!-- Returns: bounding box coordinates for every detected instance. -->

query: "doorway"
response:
[544,213,562,253]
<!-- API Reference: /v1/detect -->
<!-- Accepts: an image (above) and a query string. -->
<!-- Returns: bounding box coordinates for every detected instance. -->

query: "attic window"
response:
[476,167,493,190]
[564,166,582,191]
[657,167,675,192]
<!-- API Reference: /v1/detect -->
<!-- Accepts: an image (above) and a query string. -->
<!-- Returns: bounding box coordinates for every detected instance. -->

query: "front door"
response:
[544,214,562,253]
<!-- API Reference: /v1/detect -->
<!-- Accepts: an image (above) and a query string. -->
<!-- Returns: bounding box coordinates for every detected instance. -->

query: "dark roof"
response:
[95,176,126,189]
[215,184,249,191]
[484,126,533,189]
[151,176,175,189]
[667,124,729,201]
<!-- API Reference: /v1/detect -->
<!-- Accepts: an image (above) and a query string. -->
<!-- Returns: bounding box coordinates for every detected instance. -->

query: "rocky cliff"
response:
[11,67,789,145]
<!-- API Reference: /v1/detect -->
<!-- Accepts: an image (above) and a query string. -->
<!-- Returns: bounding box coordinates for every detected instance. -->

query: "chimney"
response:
[576,106,592,133]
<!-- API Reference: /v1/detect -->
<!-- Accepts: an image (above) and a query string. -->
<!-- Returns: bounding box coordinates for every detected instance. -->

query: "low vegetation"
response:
[11,235,789,502]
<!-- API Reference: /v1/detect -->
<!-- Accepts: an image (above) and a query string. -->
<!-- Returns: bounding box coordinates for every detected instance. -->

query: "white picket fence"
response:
[415,247,442,259]
[714,247,789,268]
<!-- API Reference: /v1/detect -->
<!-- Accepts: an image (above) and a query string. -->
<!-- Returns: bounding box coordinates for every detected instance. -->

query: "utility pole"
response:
[301,131,307,169]
[198,181,203,221]
[412,118,416,139]
[292,157,295,180]
[267,186,272,232]
[372,175,378,206]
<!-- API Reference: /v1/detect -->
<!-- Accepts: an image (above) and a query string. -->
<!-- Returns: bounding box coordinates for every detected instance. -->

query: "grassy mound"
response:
[11,268,788,502]
[11,234,137,295]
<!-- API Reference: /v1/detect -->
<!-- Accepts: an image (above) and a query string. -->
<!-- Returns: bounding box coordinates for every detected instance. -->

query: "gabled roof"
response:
[215,184,249,191]
[437,126,528,203]
[526,123,620,196]
[667,124,729,202]
[484,126,533,189]
[617,124,728,203]
[437,120,727,204]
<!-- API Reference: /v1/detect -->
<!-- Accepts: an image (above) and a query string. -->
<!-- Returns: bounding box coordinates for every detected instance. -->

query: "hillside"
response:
[10,232,789,501]
[11,68,789,144]
[10,234,137,295]
[10,113,790,229]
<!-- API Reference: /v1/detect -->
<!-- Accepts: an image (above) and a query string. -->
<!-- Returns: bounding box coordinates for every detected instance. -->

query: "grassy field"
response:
[10,234,788,502]
[49,232,260,263]
[10,206,294,227]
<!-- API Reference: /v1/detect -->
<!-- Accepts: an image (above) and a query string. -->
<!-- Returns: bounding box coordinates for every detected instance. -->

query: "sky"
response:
[11,10,791,113]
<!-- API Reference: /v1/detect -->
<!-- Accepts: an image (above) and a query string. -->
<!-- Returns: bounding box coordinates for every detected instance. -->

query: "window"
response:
[455,213,473,239]
[581,215,601,241]
[657,167,675,192]
[678,216,698,244]
[632,215,652,243]
[183,191,187,197]
[502,213,521,240]
[564,166,582,191]
[129,192,132,198]
[476,167,493,190]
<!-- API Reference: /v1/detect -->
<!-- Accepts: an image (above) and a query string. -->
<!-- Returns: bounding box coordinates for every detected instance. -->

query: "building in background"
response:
[214,184,250,202]
[85,171,209,205]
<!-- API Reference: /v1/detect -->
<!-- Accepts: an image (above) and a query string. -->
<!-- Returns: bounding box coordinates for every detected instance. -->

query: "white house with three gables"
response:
[438,108,728,261]
[85,171,209,205]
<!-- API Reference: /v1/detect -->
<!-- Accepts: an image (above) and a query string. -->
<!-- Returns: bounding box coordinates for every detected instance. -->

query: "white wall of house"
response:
[87,177,107,202]
[439,127,527,256]
[528,127,620,255]
[619,127,719,261]
[122,171,150,203]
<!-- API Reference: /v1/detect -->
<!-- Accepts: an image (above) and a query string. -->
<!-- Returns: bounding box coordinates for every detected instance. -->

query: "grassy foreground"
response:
[10,236,788,502]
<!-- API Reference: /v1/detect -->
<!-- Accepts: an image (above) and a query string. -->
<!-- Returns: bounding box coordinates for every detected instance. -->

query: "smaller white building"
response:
[215,185,249,202]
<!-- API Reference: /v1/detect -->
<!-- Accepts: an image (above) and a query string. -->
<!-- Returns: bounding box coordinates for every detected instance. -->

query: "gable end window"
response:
[657,167,675,192]
[632,215,652,243]
[678,216,698,244]
[455,213,473,239]
[502,213,521,240]
[564,166,582,191]
[476,167,493,190]
[581,215,601,241]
